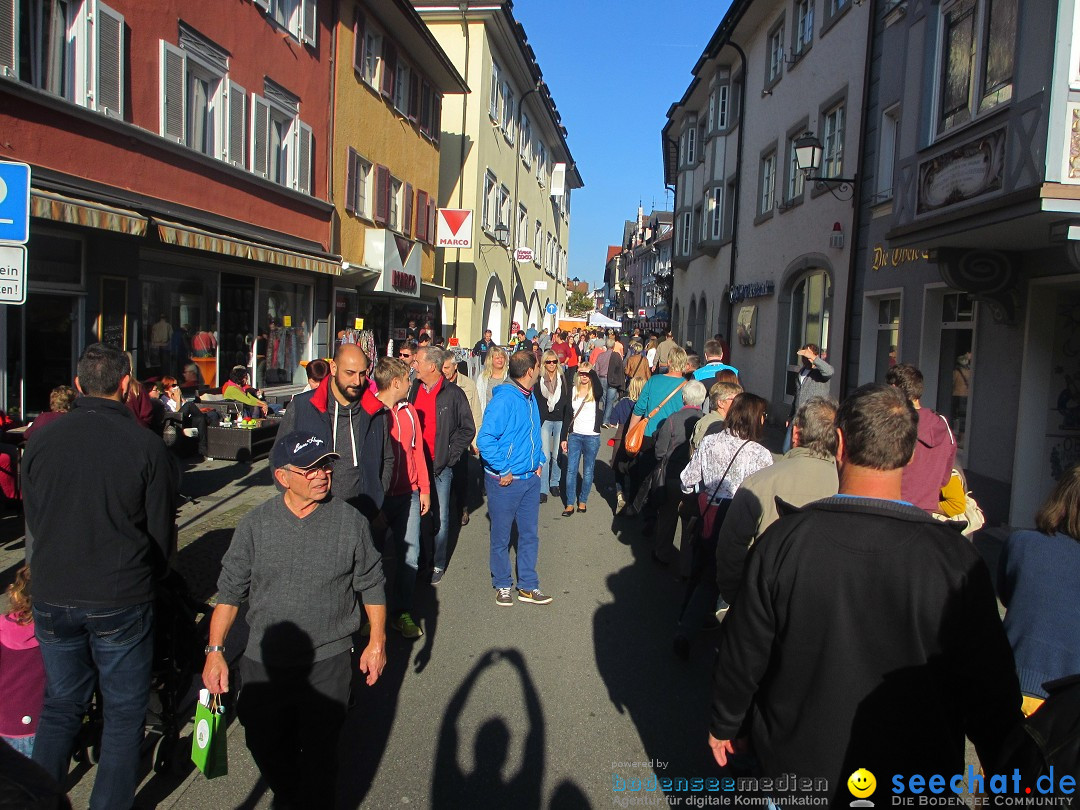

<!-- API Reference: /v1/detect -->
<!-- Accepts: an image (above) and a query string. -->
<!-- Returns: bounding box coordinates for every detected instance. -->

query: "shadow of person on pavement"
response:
[432,648,544,809]
[549,779,592,809]
[593,533,716,800]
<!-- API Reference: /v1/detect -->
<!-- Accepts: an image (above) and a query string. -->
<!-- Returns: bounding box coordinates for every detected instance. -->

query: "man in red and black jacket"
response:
[273,344,392,524]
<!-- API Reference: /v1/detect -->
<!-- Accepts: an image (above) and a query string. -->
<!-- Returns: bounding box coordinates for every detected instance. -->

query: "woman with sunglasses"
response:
[534,350,569,501]
[559,364,603,516]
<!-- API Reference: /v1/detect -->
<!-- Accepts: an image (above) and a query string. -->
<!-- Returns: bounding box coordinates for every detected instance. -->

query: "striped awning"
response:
[31,189,148,236]
[154,218,341,276]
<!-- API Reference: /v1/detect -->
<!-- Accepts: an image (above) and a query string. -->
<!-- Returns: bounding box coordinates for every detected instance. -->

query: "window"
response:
[482,171,497,231]
[827,0,848,15]
[345,148,373,218]
[520,112,532,164]
[534,220,542,265]
[489,60,501,120]
[760,152,776,214]
[876,106,900,201]
[379,38,396,99]
[785,270,832,400]
[678,211,692,255]
[794,0,814,54]
[936,292,975,449]
[683,124,697,165]
[768,22,785,82]
[517,204,528,248]
[708,187,723,239]
[5,0,125,117]
[822,103,844,178]
[361,27,381,87]
[715,84,729,130]
[497,184,510,230]
[248,79,313,193]
[161,27,245,164]
[393,59,410,114]
[787,135,805,201]
[265,0,316,47]
[536,142,547,185]
[875,297,901,382]
[502,82,515,143]
[402,182,413,237]
[936,0,1015,134]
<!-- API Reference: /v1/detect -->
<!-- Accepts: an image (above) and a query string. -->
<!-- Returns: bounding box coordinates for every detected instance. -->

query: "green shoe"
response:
[392,612,423,639]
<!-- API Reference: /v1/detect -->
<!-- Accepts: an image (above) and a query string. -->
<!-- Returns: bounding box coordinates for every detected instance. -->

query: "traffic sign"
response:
[0,245,28,304]
[546,302,557,315]
[436,209,473,249]
[0,162,31,245]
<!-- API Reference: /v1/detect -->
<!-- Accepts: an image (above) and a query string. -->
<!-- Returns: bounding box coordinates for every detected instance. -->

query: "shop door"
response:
[219,274,257,381]
[23,294,79,416]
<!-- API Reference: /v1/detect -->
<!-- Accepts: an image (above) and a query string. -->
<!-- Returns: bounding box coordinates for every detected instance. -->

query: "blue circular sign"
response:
[546,303,557,315]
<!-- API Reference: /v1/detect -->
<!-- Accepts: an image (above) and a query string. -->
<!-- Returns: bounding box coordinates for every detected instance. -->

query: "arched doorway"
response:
[482,274,507,344]
[778,265,833,409]
[687,297,697,351]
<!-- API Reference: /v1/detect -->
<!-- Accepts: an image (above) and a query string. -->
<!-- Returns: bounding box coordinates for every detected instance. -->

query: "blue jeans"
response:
[2,735,34,757]
[384,491,421,612]
[565,433,601,506]
[540,419,562,490]
[32,601,154,810]
[600,380,619,425]
[432,466,454,571]
[486,473,541,591]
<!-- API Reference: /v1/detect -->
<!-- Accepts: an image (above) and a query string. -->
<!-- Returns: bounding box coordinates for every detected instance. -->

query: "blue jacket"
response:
[476,381,543,477]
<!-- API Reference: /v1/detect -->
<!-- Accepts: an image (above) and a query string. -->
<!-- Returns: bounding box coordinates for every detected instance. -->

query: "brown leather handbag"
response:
[623,380,687,456]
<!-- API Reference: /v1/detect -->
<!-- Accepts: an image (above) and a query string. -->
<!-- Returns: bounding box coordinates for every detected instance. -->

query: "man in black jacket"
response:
[273,343,392,525]
[24,343,179,810]
[708,384,1021,806]
[409,347,475,585]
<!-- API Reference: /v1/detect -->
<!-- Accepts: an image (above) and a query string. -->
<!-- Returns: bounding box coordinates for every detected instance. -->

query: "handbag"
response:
[624,380,688,456]
[191,690,228,779]
[934,467,986,538]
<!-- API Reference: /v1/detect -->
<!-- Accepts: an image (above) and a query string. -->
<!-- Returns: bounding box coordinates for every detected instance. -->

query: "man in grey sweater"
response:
[202,430,386,808]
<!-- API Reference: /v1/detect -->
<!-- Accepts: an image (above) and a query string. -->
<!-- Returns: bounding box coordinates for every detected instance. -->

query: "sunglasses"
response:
[544,360,558,365]
[399,352,413,358]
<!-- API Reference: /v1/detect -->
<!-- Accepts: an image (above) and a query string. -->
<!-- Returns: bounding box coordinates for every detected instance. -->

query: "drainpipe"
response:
[508,81,544,339]
[725,41,748,349]
[451,6,471,337]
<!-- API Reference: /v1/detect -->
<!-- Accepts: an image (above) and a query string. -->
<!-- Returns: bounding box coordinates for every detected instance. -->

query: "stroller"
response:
[74,570,210,775]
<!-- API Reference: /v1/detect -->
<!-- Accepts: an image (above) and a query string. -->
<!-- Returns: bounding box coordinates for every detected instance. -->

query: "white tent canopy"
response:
[588,312,621,328]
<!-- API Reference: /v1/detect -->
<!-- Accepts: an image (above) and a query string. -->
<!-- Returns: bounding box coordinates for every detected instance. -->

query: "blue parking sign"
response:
[0,162,31,245]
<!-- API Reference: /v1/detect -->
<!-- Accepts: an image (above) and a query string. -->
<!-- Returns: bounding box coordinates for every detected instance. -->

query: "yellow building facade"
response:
[332,0,467,346]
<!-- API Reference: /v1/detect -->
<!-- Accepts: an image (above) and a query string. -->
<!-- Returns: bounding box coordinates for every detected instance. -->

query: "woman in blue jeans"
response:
[534,350,569,501]
[560,365,603,516]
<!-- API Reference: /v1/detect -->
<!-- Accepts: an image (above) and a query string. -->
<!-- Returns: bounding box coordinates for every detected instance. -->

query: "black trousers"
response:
[237,651,352,808]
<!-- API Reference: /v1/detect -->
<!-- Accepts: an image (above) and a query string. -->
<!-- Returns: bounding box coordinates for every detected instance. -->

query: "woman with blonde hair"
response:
[559,366,604,516]
[476,345,510,415]
[534,349,568,500]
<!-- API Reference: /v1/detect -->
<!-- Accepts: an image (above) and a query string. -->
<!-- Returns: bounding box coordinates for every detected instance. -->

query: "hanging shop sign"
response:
[728,280,775,305]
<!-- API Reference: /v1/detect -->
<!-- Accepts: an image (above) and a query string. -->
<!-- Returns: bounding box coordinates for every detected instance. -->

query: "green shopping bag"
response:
[191,691,228,779]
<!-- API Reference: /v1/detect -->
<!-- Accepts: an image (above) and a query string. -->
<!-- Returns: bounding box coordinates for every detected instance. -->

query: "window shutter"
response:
[345,148,357,213]
[352,9,364,73]
[427,196,437,245]
[432,93,442,142]
[250,93,270,177]
[403,183,413,237]
[415,190,428,242]
[93,2,124,119]
[159,40,185,142]
[374,165,389,224]
[380,40,396,98]
[0,0,17,77]
[408,73,419,121]
[227,81,247,166]
[296,121,313,194]
[301,0,316,46]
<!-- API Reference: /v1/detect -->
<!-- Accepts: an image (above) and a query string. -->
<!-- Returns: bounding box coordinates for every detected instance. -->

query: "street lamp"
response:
[493,223,510,247]
[794,131,856,200]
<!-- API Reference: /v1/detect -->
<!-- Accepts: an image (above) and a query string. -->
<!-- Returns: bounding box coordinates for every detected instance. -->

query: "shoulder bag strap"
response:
[647,380,688,420]
[706,439,750,503]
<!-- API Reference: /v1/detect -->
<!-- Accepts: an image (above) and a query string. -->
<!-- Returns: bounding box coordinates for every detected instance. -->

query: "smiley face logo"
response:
[848,768,876,799]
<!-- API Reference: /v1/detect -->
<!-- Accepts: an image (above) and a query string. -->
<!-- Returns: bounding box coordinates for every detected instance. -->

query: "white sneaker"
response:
[183,428,199,438]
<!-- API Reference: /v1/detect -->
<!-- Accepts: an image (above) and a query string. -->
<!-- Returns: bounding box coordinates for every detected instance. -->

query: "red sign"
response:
[392,270,417,293]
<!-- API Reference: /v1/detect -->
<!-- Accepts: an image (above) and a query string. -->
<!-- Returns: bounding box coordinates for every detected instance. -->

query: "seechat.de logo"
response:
[848,768,877,807]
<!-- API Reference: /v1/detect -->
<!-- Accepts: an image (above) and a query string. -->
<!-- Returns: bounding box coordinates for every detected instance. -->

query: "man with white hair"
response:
[653,380,707,565]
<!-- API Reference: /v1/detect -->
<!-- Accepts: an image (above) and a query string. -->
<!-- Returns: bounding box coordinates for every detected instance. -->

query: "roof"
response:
[368,0,469,94]
[606,245,622,263]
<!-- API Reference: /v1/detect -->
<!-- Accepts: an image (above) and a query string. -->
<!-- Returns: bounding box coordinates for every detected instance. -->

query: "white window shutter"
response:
[159,40,185,142]
[227,81,247,167]
[250,93,270,178]
[550,162,566,198]
[296,121,312,194]
[301,0,316,46]
[94,2,124,119]
[0,0,18,77]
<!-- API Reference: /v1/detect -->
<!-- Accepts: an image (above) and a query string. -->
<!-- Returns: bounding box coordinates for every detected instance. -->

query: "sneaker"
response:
[540,493,548,504]
[431,567,445,586]
[495,587,514,606]
[182,427,199,438]
[517,588,553,605]
[392,612,424,639]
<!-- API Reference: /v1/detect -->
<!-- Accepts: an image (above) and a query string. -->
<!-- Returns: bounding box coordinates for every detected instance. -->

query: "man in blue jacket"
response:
[476,350,552,607]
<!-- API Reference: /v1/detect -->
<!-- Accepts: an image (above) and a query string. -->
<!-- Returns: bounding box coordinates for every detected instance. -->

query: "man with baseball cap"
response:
[202,430,387,808]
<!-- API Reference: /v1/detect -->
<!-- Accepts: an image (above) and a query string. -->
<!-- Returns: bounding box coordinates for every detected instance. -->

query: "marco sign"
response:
[436,209,473,249]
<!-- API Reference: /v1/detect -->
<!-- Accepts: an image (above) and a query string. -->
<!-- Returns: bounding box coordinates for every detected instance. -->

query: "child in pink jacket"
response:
[1,566,45,758]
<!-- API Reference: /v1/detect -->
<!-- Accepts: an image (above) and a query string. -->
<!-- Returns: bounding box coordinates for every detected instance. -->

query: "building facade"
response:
[847,0,1070,528]
[414,0,582,345]
[0,0,337,413]
[332,0,467,352]
[666,0,870,417]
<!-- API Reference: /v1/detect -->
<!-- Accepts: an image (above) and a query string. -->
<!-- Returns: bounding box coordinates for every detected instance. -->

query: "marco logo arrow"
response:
[441,209,470,235]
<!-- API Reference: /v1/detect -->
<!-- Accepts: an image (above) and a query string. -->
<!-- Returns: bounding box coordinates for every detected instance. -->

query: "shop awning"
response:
[154,218,341,276]
[31,189,148,236]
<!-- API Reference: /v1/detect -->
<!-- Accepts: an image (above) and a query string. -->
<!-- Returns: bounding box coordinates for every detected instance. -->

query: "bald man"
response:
[272,344,393,523]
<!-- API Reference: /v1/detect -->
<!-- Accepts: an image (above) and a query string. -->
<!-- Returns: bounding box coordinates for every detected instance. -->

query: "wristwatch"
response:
[204,645,225,655]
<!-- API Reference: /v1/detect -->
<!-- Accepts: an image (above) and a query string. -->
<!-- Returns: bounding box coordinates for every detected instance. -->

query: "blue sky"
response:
[514,0,733,290]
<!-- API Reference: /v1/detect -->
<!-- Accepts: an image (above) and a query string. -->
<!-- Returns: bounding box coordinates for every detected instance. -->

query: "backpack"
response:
[997,674,1080,794]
